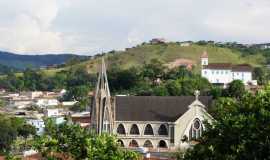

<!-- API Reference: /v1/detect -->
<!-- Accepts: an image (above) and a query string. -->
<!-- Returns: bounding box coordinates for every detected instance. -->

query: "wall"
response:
[201,69,232,84]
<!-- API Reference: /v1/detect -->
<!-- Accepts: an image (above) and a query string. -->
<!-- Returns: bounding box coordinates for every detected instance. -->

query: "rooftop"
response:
[115,96,212,122]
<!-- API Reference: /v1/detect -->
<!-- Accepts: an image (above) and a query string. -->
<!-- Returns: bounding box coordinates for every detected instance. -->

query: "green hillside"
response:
[44,43,265,75]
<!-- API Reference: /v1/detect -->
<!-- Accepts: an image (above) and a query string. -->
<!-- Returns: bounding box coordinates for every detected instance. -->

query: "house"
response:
[45,108,60,117]
[27,118,45,135]
[21,91,43,99]
[9,99,33,109]
[62,101,78,106]
[90,59,213,151]
[71,111,91,128]
[201,51,257,86]
[180,41,192,47]
[34,98,59,108]
[150,38,166,44]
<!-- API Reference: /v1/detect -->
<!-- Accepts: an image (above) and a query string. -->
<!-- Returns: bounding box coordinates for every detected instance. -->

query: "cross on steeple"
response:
[194,90,200,100]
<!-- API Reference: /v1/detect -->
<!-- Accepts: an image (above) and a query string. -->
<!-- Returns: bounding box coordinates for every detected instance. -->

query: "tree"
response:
[33,121,139,160]
[16,124,36,150]
[226,80,246,99]
[142,59,166,84]
[108,66,141,93]
[253,67,268,85]
[0,115,34,154]
[179,88,270,160]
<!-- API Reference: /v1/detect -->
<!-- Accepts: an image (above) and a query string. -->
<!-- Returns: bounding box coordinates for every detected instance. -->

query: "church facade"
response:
[201,51,257,86]
[90,59,213,150]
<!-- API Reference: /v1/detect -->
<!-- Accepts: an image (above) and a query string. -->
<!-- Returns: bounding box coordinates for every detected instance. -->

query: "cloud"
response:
[0,0,270,55]
[0,0,63,53]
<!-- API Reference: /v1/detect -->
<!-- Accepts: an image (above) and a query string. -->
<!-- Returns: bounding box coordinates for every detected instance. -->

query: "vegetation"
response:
[108,59,212,96]
[177,85,270,160]
[0,115,36,154]
[36,42,265,76]
[33,119,139,160]
[0,64,18,75]
[0,51,88,70]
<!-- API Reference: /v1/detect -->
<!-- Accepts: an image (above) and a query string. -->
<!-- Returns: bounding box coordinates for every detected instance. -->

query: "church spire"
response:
[90,58,113,134]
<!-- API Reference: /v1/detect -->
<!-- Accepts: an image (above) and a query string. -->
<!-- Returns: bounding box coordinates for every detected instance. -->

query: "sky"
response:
[0,0,270,55]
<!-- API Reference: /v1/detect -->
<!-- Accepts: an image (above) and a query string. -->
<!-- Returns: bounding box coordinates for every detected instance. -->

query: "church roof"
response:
[115,96,212,122]
[204,63,232,69]
[232,64,253,72]
[204,63,252,72]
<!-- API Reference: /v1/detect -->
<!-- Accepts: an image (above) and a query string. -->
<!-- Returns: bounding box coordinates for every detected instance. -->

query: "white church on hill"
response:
[201,51,257,86]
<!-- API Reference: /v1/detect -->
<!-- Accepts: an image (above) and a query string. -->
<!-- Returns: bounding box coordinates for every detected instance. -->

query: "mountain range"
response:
[0,51,87,71]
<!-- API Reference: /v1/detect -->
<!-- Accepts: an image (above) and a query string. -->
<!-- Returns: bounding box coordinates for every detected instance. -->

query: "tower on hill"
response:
[90,58,114,134]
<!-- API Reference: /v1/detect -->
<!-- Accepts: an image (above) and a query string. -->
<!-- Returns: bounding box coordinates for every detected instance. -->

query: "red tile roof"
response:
[204,63,232,69]
[204,63,252,72]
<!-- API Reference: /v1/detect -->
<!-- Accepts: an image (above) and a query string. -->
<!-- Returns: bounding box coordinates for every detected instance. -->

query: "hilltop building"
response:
[90,59,213,150]
[201,51,257,86]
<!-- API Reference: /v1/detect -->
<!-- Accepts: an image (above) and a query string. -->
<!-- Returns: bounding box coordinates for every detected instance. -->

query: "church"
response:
[201,51,257,86]
[90,59,213,150]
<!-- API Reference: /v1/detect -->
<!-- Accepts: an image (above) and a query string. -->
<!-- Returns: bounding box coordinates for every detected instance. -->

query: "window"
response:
[129,140,139,147]
[204,71,207,75]
[221,71,223,74]
[189,118,203,140]
[143,140,153,148]
[117,139,125,147]
[144,124,154,135]
[130,124,140,135]
[117,124,126,135]
[216,71,219,74]
[158,124,168,135]
[212,71,214,74]
[158,140,168,148]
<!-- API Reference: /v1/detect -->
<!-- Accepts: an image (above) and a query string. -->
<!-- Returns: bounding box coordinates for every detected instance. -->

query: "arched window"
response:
[102,97,110,132]
[130,124,140,135]
[144,124,154,135]
[158,124,168,135]
[129,140,139,147]
[117,124,126,135]
[189,118,203,140]
[143,140,153,148]
[158,140,168,148]
[117,139,125,147]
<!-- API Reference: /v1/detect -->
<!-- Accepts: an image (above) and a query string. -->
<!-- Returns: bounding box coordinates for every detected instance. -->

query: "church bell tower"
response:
[90,58,114,134]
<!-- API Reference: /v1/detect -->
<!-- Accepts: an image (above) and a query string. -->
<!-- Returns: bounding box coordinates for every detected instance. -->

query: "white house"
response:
[35,99,59,108]
[27,118,45,135]
[45,108,60,117]
[201,51,257,86]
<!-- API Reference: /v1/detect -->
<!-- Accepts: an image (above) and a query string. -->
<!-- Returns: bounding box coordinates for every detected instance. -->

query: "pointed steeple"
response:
[90,58,113,134]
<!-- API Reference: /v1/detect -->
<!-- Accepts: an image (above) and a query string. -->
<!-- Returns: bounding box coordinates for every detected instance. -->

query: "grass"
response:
[40,43,265,75]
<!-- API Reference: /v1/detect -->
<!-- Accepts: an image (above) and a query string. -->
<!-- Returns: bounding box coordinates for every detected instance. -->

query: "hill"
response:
[0,64,18,75]
[0,51,88,70]
[54,42,265,75]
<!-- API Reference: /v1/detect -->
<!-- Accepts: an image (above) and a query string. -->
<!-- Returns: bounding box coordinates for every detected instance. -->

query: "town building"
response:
[201,51,257,86]
[26,118,45,135]
[150,38,166,44]
[90,59,213,151]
